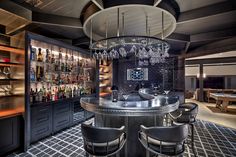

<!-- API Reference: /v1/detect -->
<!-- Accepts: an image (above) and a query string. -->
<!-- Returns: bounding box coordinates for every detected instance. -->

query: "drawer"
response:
[31,124,51,142]
[31,105,51,116]
[31,114,50,127]
[54,103,70,115]
[53,115,70,132]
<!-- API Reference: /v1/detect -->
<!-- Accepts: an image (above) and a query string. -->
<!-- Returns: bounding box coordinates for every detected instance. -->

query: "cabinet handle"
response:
[39,108,48,112]
[37,116,48,123]
[36,127,48,135]
[57,119,68,127]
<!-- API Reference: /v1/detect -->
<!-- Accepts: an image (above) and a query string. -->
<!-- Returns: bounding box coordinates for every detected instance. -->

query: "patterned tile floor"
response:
[8,119,236,157]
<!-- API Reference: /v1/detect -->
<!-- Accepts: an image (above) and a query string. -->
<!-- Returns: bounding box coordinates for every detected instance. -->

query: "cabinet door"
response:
[0,116,22,156]
[31,105,52,143]
[53,102,72,133]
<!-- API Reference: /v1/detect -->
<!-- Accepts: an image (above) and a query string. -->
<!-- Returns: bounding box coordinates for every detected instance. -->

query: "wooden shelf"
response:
[99,92,111,97]
[0,78,24,81]
[0,106,24,119]
[0,45,24,55]
[0,94,24,98]
[0,62,24,67]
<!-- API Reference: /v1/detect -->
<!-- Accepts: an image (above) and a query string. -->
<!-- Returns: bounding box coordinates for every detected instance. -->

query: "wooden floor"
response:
[186,99,236,129]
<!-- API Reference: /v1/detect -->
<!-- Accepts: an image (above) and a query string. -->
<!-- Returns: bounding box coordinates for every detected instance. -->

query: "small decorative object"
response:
[111,85,118,102]
[127,68,148,81]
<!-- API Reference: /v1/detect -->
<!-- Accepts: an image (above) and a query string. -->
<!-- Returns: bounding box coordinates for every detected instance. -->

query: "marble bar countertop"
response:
[80,95,179,116]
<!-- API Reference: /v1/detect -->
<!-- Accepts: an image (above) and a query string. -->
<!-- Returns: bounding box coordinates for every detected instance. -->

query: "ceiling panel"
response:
[174,11,236,35]
[36,24,85,39]
[26,0,90,18]
[176,0,226,12]
[0,8,30,34]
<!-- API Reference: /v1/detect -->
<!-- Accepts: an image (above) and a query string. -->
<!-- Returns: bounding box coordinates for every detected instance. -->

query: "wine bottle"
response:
[73,87,77,97]
[38,88,43,102]
[51,51,55,63]
[71,51,74,62]
[59,48,62,60]
[65,50,68,61]
[30,67,36,81]
[30,88,34,103]
[37,48,43,62]
[35,88,39,102]
[31,47,36,61]
[45,49,51,63]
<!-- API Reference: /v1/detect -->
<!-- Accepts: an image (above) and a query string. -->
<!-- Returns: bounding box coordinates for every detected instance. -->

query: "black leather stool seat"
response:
[81,124,126,157]
[172,102,198,124]
[139,125,188,156]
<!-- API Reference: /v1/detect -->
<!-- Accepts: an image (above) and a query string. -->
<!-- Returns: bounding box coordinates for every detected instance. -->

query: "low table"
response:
[210,93,236,112]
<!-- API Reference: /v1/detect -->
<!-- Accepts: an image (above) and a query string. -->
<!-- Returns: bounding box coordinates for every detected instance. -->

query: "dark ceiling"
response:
[0,0,236,58]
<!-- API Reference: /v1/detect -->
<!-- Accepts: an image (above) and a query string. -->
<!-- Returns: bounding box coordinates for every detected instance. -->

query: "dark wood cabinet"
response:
[0,115,23,156]
[30,105,52,143]
[53,102,72,132]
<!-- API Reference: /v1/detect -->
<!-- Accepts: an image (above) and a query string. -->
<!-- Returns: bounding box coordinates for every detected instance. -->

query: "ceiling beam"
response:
[190,28,236,43]
[32,12,83,29]
[166,33,190,42]
[0,0,32,21]
[185,37,236,58]
[184,42,191,53]
[91,0,104,10]
[177,1,236,24]
[72,36,90,45]
[153,0,162,7]
[186,57,236,65]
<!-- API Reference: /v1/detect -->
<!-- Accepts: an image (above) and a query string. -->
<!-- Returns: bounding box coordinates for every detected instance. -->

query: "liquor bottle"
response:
[69,87,72,98]
[61,62,65,72]
[38,88,43,102]
[65,62,68,72]
[42,86,46,102]
[37,48,43,62]
[47,87,51,102]
[71,52,74,62]
[36,66,44,81]
[35,88,39,102]
[45,49,51,63]
[51,51,55,63]
[31,47,36,61]
[30,88,34,103]
[30,67,36,81]
[59,48,62,60]
[65,50,68,61]
[73,87,77,97]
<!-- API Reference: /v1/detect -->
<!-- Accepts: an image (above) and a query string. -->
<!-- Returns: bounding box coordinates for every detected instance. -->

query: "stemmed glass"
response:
[119,47,127,57]
[93,50,99,60]
[3,67,11,79]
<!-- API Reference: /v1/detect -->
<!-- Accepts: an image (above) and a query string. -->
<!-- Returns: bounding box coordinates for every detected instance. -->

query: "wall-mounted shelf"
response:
[99,60,112,97]
[0,45,24,55]
[0,62,24,67]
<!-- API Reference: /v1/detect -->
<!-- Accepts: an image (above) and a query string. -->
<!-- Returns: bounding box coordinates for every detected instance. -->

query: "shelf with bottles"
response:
[29,39,96,104]
[30,83,94,105]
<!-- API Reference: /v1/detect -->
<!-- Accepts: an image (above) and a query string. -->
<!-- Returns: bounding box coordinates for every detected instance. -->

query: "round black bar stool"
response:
[169,102,198,157]
[81,123,126,157]
[138,124,189,157]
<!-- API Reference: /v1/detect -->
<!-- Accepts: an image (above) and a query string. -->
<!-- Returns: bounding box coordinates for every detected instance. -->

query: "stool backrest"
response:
[140,124,188,143]
[81,124,125,143]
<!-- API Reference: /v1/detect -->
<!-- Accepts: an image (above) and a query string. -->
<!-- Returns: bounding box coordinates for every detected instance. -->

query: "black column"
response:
[199,64,204,102]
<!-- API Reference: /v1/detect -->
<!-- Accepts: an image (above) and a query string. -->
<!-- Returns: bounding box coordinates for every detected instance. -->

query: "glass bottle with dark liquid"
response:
[45,49,51,63]
[37,48,43,62]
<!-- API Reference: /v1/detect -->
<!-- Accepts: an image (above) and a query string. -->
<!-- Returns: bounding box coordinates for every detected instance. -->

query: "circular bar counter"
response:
[81,95,179,157]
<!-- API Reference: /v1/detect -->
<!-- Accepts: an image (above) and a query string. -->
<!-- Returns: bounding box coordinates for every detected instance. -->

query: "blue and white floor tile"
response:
[9,119,236,157]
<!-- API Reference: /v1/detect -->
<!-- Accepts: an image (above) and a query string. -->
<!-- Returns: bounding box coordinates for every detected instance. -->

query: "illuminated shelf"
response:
[0,62,24,67]
[0,45,24,55]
